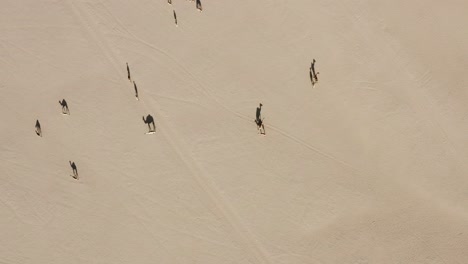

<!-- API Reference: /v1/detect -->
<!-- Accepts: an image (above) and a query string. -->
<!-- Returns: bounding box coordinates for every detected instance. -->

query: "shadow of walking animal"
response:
[126,62,131,81]
[69,161,78,179]
[255,118,265,135]
[133,81,139,100]
[310,59,319,85]
[255,103,265,134]
[59,99,69,114]
[35,120,42,137]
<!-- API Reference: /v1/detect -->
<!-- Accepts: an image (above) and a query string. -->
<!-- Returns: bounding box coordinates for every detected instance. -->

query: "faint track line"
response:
[66,2,272,263]
[265,124,361,174]
[99,2,364,177]
[366,1,465,174]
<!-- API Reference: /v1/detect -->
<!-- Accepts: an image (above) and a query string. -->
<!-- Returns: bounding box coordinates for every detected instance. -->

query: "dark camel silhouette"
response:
[310,59,319,84]
[142,114,156,132]
[255,103,265,134]
[69,161,78,179]
[256,103,262,122]
[59,99,69,114]
[35,120,42,137]
[309,70,320,85]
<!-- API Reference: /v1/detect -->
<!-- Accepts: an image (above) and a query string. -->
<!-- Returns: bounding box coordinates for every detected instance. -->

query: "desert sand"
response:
[1,0,468,263]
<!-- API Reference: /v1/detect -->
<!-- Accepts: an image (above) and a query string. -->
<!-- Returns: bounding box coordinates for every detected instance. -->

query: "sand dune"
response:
[1,0,467,263]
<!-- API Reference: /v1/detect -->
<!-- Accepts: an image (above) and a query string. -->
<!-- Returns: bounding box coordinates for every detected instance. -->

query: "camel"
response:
[196,0,202,11]
[310,59,319,85]
[59,99,69,114]
[69,161,78,179]
[142,114,156,132]
[35,120,42,137]
[255,103,265,135]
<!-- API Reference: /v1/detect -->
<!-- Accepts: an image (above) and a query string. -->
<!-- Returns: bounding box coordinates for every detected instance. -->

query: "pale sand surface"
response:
[1,0,468,263]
